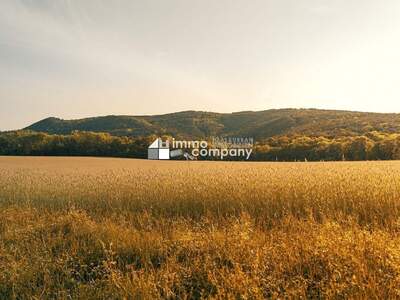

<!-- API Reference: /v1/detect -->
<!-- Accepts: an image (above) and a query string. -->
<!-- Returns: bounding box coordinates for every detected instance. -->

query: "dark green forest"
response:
[2,109,400,161]
[0,131,151,159]
[2,130,400,161]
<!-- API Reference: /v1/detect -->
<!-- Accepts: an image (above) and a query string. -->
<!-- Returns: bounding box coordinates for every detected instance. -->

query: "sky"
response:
[1,0,400,130]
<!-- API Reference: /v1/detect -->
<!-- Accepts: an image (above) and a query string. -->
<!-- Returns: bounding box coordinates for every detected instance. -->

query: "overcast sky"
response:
[1,0,400,130]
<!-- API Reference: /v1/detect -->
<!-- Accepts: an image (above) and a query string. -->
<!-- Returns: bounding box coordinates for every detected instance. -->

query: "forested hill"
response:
[25,109,400,139]
[3,108,399,161]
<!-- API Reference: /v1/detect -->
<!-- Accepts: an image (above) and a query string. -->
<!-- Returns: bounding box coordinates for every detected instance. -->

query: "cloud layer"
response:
[1,0,400,130]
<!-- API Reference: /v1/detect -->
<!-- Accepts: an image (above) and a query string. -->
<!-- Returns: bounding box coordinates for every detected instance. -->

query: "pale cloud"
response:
[1,0,400,130]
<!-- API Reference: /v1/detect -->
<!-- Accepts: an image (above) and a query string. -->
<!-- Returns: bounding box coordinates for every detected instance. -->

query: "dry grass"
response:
[1,156,400,299]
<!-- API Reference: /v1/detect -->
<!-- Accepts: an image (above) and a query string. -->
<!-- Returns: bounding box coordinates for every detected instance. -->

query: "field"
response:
[1,157,400,299]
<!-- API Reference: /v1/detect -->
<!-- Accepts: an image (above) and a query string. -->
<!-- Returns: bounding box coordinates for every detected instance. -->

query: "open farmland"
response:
[1,157,400,299]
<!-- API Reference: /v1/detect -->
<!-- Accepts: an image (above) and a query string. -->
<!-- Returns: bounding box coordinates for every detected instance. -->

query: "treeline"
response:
[2,130,400,161]
[253,131,400,161]
[0,131,151,158]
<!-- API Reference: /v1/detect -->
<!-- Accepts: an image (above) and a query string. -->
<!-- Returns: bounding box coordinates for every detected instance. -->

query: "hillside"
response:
[25,109,400,139]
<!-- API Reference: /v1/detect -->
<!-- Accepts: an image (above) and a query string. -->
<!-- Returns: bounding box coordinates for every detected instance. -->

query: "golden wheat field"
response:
[1,156,400,299]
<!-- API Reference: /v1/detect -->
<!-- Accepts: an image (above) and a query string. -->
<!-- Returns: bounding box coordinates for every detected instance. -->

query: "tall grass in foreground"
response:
[1,157,400,299]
